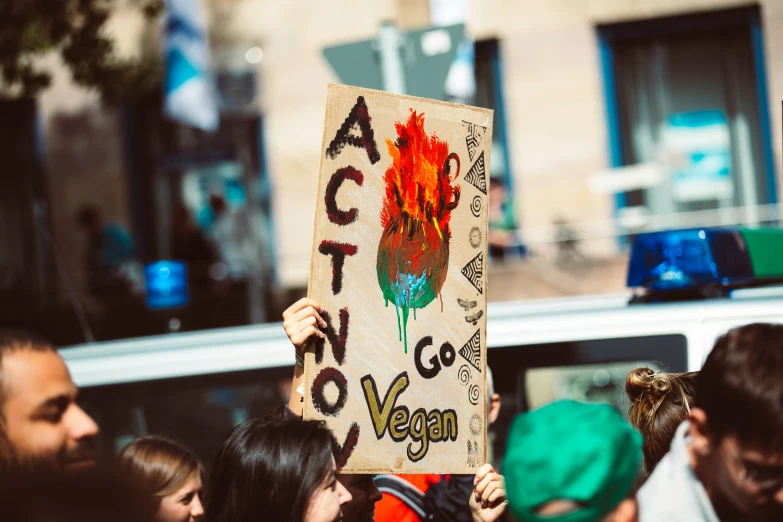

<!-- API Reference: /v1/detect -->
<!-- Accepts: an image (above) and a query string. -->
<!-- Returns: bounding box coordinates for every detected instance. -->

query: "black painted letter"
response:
[325,96,381,164]
[332,422,360,471]
[414,336,441,379]
[311,367,349,417]
[319,241,358,295]
[440,342,456,367]
[314,307,350,365]
[325,167,364,226]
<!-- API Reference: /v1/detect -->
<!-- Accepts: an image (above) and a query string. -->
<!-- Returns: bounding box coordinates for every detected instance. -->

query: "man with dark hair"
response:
[638,323,783,522]
[0,331,98,473]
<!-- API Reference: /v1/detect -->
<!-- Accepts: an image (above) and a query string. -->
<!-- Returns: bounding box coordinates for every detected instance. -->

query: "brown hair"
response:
[0,331,54,409]
[626,367,697,473]
[697,324,783,451]
[0,331,55,472]
[117,436,202,516]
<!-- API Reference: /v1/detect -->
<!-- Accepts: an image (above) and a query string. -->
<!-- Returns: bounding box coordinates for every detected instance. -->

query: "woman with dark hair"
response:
[626,367,698,473]
[206,416,352,522]
[118,436,204,522]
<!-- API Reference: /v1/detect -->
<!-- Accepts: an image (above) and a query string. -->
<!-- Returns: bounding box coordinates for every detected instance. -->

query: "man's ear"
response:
[688,408,713,457]
[489,393,501,425]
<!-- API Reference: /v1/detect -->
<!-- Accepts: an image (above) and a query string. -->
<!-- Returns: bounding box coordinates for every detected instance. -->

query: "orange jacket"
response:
[374,474,443,522]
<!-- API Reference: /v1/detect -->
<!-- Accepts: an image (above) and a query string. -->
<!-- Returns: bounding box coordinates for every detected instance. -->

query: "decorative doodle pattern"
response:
[462,120,487,162]
[465,310,483,326]
[469,227,482,249]
[457,298,477,311]
[461,253,484,294]
[469,413,483,436]
[469,384,481,405]
[464,151,487,195]
[467,440,480,468]
[459,329,482,373]
[470,196,482,217]
[458,365,471,386]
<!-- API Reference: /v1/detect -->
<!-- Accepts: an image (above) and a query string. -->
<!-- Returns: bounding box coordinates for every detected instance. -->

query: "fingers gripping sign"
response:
[470,464,508,522]
[283,298,327,353]
[284,298,329,417]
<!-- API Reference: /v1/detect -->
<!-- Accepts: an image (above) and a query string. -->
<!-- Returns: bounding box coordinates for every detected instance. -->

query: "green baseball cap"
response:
[502,400,642,522]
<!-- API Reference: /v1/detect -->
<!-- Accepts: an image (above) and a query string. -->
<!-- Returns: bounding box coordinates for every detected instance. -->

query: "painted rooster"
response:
[377,110,460,352]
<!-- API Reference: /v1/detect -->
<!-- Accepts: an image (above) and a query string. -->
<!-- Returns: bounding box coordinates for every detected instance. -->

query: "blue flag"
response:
[164,0,218,131]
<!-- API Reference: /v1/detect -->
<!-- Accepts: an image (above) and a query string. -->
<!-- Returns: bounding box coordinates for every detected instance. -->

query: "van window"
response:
[79,367,291,464]
[525,360,664,418]
[81,334,687,467]
[487,334,687,466]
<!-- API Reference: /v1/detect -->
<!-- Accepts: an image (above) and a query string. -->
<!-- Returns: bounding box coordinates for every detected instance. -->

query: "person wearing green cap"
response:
[502,400,642,522]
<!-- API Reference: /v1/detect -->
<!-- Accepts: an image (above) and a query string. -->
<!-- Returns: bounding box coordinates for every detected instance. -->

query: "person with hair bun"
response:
[625,367,697,473]
[117,436,204,522]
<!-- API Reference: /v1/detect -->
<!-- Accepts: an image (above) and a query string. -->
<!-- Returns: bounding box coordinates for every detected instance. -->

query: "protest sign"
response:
[304,84,492,473]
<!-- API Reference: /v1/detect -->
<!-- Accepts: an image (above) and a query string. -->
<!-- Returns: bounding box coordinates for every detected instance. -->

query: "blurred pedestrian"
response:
[118,435,204,522]
[625,368,697,474]
[0,331,98,473]
[206,416,352,522]
[503,400,642,522]
[206,193,268,325]
[171,205,219,278]
[75,203,140,302]
[638,324,783,522]
[487,181,515,261]
[207,193,266,281]
[171,205,221,328]
[281,298,508,522]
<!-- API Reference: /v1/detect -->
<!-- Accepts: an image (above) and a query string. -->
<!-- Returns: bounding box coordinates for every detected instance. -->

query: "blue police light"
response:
[627,228,754,293]
[145,261,189,309]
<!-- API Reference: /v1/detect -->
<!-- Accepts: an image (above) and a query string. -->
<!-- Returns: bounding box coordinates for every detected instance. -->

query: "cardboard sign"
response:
[304,84,492,473]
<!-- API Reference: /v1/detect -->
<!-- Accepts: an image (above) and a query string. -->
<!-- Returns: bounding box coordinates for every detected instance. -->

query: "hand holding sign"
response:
[283,298,327,353]
[471,464,508,522]
[305,84,491,473]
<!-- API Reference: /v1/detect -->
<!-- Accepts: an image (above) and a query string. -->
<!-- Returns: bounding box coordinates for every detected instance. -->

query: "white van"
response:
[61,288,783,463]
[63,226,783,461]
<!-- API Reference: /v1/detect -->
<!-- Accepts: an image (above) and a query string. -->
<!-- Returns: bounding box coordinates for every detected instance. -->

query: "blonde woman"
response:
[626,367,698,473]
[118,436,204,522]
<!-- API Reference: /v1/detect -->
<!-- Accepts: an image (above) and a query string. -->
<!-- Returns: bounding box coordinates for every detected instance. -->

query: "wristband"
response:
[295,354,305,367]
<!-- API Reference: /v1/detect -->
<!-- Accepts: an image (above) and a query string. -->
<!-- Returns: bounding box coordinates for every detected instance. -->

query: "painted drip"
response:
[376,110,459,353]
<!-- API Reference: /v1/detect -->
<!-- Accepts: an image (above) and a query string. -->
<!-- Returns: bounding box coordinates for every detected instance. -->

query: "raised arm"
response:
[282,297,327,415]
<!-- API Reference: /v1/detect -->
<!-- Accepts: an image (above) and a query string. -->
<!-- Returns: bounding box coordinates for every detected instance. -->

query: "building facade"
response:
[2,0,781,341]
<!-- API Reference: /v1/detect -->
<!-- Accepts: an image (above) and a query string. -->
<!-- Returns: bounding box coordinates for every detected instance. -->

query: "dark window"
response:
[473,39,526,260]
[79,334,687,467]
[600,6,775,226]
[487,334,687,464]
[79,367,291,464]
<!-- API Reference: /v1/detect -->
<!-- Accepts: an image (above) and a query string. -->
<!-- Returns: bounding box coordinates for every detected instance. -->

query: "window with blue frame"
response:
[598,6,776,232]
[473,39,526,260]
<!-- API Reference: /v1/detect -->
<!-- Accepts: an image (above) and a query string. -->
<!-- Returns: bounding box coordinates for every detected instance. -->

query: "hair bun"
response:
[626,367,672,403]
